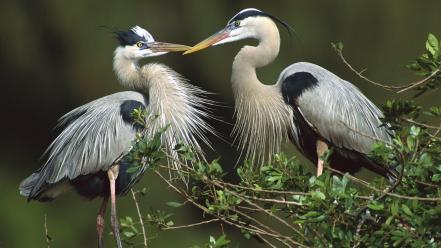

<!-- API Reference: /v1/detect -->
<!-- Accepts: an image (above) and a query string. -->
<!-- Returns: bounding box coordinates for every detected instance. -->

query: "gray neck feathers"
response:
[113,53,213,171]
[231,19,293,165]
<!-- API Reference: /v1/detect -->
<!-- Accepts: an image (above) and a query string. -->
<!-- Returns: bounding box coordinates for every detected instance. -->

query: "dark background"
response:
[0,0,440,247]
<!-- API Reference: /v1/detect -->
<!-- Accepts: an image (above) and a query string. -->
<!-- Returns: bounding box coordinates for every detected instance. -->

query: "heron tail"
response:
[19,172,41,200]
[19,171,71,202]
[360,154,399,184]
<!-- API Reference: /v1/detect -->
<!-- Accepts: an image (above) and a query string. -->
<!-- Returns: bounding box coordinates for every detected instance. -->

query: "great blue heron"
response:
[185,8,396,179]
[20,26,214,248]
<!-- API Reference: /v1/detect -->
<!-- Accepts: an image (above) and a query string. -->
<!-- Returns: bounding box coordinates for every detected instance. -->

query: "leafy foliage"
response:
[406,33,441,96]
[191,235,231,248]
[124,109,166,174]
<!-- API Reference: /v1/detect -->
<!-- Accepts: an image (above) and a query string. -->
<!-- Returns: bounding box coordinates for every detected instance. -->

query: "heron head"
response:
[184,8,290,54]
[114,26,190,59]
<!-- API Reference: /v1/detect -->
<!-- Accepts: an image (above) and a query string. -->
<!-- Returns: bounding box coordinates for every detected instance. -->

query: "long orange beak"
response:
[149,42,191,52]
[183,28,230,55]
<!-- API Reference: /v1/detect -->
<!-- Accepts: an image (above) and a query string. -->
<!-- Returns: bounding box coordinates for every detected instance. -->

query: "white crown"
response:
[131,26,154,42]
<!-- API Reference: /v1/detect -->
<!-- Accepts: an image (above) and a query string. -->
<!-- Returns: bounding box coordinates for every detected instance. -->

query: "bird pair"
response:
[20,8,396,248]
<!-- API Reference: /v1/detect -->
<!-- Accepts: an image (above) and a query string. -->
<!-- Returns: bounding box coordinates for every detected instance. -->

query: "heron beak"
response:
[183,28,230,55]
[149,42,191,52]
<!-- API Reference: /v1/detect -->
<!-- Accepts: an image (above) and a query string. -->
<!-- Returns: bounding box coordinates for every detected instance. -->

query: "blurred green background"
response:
[0,0,440,247]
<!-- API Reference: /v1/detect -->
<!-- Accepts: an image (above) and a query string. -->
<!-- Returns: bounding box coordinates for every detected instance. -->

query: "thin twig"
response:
[44,213,51,248]
[402,118,441,129]
[219,181,309,196]
[161,219,219,230]
[335,48,440,93]
[131,189,147,248]
[241,194,304,206]
[339,121,393,145]
[229,205,288,242]
[372,150,406,203]
[415,180,441,188]
[256,233,278,248]
[397,68,441,93]
[155,170,306,247]
[326,167,441,201]
[211,180,308,242]
[352,210,376,248]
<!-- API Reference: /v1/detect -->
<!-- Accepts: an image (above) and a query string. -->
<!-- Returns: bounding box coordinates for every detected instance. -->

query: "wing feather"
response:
[24,91,147,198]
[279,62,392,154]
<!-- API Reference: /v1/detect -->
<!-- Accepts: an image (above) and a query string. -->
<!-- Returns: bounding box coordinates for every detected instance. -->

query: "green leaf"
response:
[429,106,441,117]
[208,235,230,247]
[123,231,135,238]
[166,201,184,208]
[331,41,344,52]
[419,153,433,168]
[368,201,384,210]
[406,136,415,150]
[426,33,439,56]
[409,126,421,137]
[385,215,394,226]
[311,190,326,200]
[391,200,399,216]
[126,165,140,174]
[393,237,405,247]
[302,211,321,218]
[401,204,413,216]
[432,174,441,182]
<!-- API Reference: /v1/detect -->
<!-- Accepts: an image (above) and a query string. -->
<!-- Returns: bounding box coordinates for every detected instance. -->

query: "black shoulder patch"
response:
[229,9,266,23]
[281,72,319,105]
[120,100,146,130]
[115,30,144,46]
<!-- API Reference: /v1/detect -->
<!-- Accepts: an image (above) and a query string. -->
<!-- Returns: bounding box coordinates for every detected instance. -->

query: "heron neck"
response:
[113,56,192,116]
[113,52,146,92]
[231,20,280,92]
[230,22,293,165]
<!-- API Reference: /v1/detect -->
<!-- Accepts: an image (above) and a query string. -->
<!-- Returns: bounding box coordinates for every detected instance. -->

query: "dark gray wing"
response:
[20,91,147,199]
[279,62,392,154]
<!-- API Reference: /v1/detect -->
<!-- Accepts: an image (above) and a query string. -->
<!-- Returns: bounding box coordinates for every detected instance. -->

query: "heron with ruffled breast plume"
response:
[185,8,397,180]
[20,26,215,248]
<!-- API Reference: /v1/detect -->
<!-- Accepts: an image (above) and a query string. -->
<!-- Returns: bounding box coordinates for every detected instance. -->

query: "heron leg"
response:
[97,196,108,248]
[316,140,329,177]
[107,165,123,248]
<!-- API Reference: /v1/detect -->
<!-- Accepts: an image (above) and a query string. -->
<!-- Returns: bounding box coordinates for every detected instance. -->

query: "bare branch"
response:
[397,67,441,93]
[161,219,219,230]
[155,170,309,247]
[241,194,304,206]
[402,118,441,129]
[131,189,147,248]
[44,213,51,248]
[335,48,440,93]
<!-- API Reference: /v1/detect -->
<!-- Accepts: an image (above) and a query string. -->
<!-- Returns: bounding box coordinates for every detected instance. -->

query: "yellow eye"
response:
[136,41,143,48]
[234,21,241,27]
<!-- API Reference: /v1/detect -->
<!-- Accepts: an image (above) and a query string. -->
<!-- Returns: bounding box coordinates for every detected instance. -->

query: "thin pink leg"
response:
[108,166,122,248]
[97,196,108,248]
[316,140,329,177]
[317,159,324,177]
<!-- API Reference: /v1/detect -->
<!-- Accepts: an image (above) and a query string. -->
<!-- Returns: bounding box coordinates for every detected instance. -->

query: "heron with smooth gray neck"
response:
[19,26,216,248]
[185,8,397,181]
